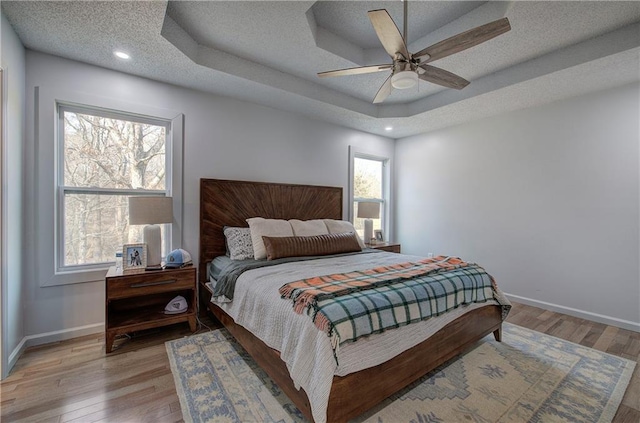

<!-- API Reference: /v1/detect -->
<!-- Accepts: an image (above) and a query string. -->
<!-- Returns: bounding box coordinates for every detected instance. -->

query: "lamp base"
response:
[363,219,373,246]
[143,224,162,267]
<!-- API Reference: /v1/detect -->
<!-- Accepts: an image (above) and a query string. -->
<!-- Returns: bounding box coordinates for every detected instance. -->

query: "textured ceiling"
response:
[2,1,639,138]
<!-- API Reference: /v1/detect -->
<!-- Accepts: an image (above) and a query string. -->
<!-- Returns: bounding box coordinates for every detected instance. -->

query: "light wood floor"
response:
[1,302,638,423]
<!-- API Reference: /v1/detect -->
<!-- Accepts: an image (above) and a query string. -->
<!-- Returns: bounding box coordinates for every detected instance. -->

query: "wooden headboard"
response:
[199,178,343,282]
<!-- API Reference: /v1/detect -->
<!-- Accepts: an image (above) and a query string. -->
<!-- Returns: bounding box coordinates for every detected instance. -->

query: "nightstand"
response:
[105,266,197,353]
[369,242,401,253]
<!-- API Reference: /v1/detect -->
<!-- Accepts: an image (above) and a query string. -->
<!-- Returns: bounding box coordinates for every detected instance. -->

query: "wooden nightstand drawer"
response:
[107,268,194,299]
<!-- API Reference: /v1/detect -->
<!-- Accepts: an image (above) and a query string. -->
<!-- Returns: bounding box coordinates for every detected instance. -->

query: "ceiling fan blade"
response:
[317,64,392,78]
[368,9,410,60]
[413,17,511,63]
[373,75,393,104]
[418,64,469,90]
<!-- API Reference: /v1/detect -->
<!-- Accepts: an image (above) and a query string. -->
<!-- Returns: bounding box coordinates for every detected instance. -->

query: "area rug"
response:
[166,323,635,423]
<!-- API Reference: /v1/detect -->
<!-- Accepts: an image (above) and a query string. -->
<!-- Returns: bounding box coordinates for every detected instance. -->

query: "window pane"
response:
[63,193,167,266]
[64,193,128,266]
[63,110,166,190]
[354,157,382,199]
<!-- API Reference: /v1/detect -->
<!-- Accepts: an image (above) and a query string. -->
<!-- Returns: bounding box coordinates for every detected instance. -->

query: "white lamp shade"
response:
[129,196,173,225]
[357,201,380,219]
[129,196,173,267]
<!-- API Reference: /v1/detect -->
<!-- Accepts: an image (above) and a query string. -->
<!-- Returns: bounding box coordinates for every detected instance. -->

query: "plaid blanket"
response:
[279,256,469,313]
[279,256,496,359]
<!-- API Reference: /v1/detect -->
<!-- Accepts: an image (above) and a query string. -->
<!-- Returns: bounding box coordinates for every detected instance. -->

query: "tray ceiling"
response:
[2,1,639,137]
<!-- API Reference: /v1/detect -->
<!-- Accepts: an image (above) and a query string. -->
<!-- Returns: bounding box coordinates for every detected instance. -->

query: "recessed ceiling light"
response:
[114,51,131,60]
[385,126,393,131]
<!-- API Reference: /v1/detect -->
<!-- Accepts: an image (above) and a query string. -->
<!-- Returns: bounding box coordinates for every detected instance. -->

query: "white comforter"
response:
[214,252,500,423]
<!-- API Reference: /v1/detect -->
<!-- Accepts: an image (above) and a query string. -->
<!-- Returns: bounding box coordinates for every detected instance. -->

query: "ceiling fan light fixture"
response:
[391,70,418,89]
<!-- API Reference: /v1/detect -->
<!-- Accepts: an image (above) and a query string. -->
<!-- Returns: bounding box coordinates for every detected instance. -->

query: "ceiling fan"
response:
[317,2,511,104]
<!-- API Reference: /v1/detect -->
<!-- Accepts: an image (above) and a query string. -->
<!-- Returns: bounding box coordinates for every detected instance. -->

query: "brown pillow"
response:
[262,232,362,261]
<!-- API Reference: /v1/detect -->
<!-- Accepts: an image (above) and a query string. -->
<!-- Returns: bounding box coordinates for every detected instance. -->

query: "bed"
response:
[198,178,507,423]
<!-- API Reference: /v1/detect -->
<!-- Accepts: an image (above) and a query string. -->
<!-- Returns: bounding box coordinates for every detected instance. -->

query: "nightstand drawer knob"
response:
[130,279,177,288]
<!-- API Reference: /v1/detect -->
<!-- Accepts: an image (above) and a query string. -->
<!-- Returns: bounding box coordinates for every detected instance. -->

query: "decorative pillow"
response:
[289,219,329,237]
[246,217,294,260]
[262,232,362,261]
[223,227,254,260]
[323,219,366,249]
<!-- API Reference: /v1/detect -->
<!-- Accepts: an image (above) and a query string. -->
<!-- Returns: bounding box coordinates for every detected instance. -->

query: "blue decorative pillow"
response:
[223,227,254,260]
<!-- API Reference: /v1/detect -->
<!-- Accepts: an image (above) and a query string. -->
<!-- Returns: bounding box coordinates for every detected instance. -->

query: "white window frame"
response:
[36,86,183,286]
[56,104,172,273]
[348,146,392,241]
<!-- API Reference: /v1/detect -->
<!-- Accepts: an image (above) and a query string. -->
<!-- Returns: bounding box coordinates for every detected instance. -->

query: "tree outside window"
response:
[60,106,169,268]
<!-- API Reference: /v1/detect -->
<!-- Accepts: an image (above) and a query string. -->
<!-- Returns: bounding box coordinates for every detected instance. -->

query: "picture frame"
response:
[122,243,147,271]
[374,229,384,242]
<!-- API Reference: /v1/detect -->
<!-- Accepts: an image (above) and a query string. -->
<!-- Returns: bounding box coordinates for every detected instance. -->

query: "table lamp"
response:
[357,201,380,245]
[129,196,173,267]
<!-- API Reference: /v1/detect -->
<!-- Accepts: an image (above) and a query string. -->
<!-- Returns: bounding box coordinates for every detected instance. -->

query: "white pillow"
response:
[289,219,329,237]
[323,219,366,249]
[246,217,294,260]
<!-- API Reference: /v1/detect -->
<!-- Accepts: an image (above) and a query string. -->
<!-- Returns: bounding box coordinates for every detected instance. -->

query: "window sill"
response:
[43,267,110,287]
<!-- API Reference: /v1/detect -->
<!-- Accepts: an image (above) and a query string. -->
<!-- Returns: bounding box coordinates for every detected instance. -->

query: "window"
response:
[58,105,170,271]
[352,155,387,240]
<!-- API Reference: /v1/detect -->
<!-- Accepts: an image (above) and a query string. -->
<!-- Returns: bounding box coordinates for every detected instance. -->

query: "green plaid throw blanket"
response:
[279,256,495,358]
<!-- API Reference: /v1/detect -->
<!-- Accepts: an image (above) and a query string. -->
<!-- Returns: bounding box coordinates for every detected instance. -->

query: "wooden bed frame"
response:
[199,178,503,423]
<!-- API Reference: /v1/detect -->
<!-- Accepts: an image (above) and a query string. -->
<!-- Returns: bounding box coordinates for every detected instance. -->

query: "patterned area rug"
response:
[166,323,635,423]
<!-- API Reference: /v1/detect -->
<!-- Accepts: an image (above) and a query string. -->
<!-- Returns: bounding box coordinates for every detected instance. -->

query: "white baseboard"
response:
[505,293,640,333]
[7,322,104,373]
[7,336,28,374]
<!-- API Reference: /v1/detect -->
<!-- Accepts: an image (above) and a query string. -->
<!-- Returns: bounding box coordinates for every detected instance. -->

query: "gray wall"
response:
[1,12,26,378]
[22,51,395,343]
[396,83,640,330]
